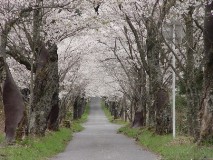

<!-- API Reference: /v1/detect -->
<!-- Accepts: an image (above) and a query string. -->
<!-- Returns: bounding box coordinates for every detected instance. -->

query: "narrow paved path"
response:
[51,97,158,160]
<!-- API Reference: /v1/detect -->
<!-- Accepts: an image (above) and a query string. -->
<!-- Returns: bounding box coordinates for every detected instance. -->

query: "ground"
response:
[51,97,158,160]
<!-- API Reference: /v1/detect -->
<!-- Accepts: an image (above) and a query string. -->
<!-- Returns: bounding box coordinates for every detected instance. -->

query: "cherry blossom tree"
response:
[1,0,212,144]
[0,0,35,143]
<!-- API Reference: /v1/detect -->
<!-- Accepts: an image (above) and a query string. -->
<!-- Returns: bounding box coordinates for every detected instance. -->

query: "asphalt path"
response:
[51,97,158,160]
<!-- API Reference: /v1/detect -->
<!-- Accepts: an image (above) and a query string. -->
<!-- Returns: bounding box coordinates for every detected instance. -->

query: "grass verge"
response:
[101,101,127,125]
[0,103,90,160]
[118,124,213,160]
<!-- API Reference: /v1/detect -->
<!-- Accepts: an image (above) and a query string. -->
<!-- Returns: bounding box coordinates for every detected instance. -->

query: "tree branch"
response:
[6,45,35,72]
[125,14,149,75]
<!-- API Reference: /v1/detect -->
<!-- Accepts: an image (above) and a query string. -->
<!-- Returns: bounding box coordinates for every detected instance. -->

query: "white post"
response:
[172,24,176,138]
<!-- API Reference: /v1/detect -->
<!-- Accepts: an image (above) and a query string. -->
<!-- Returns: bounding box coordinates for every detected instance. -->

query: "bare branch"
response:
[125,14,149,74]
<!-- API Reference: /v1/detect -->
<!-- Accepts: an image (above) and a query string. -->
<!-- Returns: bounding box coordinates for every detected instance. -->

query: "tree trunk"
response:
[112,101,118,119]
[47,45,60,131]
[0,24,25,143]
[30,45,59,136]
[1,59,25,143]
[146,19,171,134]
[73,97,79,120]
[146,19,161,128]
[198,2,213,143]
[29,0,60,135]
[132,111,144,128]
[183,7,200,137]
[155,88,171,134]
[139,67,147,126]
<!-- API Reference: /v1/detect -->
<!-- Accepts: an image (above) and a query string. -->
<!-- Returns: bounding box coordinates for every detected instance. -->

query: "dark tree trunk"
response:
[0,17,26,144]
[112,102,118,119]
[198,2,213,143]
[130,101,133,122]
[109,101,113,116]
[48,102,59,131]
[122,97,128,122]
[77,97,85,119]
[132,111,144,128]
[59,97,67,123]
[47,45,59,131]
[47,45,59,130]
[119,105,124,119]
[138,67,147,126]
[155,88,171,134]
[73,96,79,120]
[0,58,24,143]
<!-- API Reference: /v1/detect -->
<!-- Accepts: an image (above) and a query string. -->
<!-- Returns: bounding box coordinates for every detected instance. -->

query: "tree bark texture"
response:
[146,19,171,134]
[199,2,213,143]
[146,19,160,126]
[154,88,171,134]
[183,7,200,137]
[30,44,59,136]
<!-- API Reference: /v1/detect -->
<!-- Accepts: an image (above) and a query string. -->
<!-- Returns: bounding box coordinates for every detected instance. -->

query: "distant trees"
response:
[95,0,212,143]
[98,0,176,134]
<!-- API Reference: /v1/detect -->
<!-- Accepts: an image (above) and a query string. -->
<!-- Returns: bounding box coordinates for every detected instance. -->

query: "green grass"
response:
[118,124,213,160]
[0,103,90,160]
[101,101,127,125]
[0,128,72,160]
[0,134,3,142]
